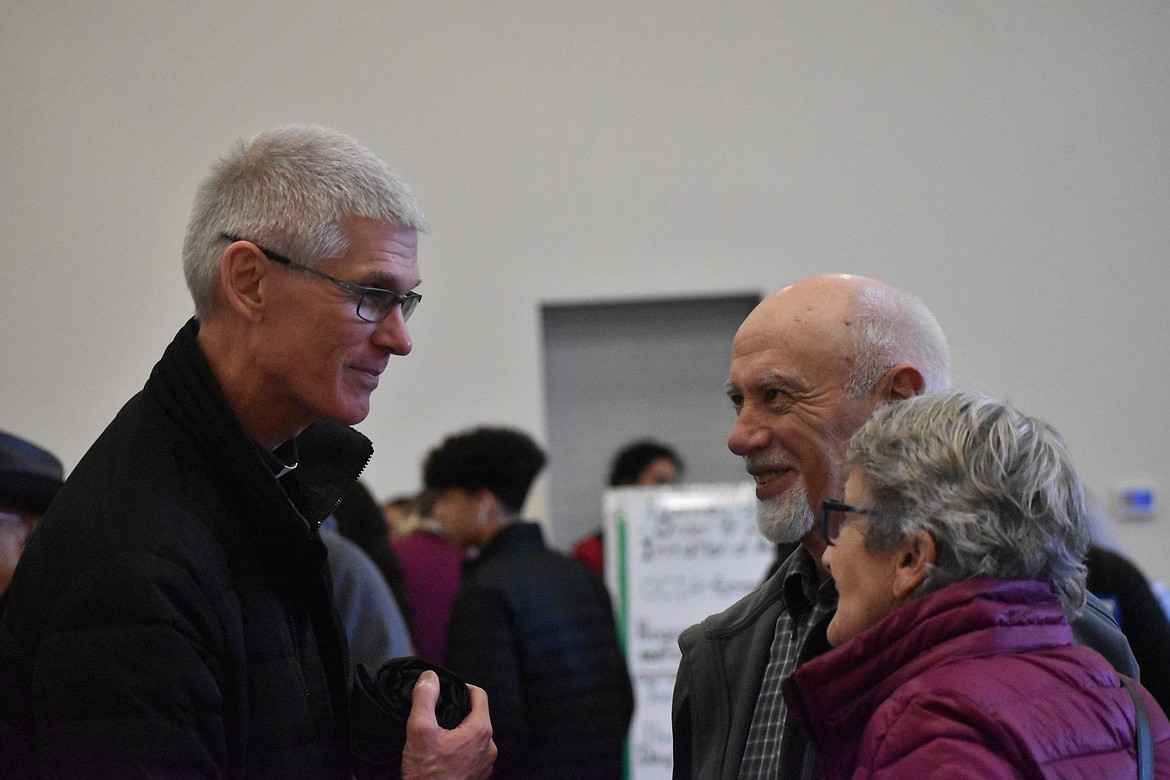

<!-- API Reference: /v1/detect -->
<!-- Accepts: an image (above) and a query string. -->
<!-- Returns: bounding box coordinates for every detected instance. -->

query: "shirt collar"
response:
[259,438,300,479]
[782,545,837,620]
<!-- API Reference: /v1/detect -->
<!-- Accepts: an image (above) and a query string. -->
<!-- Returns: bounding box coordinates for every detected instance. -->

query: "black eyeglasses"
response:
[220,234,421,323]
[820,499,873,546]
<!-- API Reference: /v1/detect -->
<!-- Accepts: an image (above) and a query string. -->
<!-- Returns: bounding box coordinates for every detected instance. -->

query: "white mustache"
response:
[743,454,796,473]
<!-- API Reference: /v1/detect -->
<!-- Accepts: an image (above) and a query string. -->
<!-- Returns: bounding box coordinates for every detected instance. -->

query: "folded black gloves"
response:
[351,656,473,779]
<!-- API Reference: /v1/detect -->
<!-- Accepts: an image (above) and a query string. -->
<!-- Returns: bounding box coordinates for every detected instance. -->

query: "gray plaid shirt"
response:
[738,547,837,780]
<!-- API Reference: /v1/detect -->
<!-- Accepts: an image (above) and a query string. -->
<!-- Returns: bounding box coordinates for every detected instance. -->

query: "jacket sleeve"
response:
[671,642,695,779]
[860,701,1028,780]
[18,549,231,777]
[1140,681,1170,780]
[1087,546,1170,715]
[323,528,414,668]
[443,581,529,769]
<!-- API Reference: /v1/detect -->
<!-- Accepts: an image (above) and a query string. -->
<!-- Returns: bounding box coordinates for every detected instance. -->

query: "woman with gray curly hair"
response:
[783,391,1170,779]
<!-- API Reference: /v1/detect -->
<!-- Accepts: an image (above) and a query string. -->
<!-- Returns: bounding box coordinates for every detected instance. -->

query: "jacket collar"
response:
[782,545,837,623]
[470,521,544,563]
[783,578,1072,774]
[146,318,373,573]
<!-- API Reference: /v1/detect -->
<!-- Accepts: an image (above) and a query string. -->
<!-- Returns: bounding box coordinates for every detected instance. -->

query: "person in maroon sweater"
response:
[391,490,466,664]
[784,391,1170,779]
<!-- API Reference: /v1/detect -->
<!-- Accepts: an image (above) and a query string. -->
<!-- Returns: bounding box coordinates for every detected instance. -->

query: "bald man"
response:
[671,274,1135,779]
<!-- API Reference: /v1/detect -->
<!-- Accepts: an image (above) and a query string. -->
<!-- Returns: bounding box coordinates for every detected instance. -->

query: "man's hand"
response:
[401,670,496,780]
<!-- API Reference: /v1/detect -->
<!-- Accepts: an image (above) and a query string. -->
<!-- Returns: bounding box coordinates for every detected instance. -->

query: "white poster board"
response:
[604,483,775,780]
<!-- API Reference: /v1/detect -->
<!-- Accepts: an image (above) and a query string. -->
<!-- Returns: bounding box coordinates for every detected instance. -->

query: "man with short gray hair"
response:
[0,125,495,779]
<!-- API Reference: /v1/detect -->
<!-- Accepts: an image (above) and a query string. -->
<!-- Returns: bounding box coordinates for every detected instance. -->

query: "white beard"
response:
[755,481,815,544]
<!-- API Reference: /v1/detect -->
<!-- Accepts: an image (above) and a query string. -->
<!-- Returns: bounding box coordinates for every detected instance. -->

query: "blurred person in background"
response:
[0,431,64,605]
[391,490,466,664]
[320,519,414,672]
[1082,492,1170,715]
[426,426,634,779]
[333,479,413,630]
[573,439,684,574]
[384,493,419,541]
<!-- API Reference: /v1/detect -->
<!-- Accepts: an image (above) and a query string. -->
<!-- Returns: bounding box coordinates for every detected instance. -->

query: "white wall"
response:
[2,3,1168,580]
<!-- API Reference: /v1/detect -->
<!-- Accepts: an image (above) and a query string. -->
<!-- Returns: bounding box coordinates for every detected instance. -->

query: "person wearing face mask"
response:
[783,390,1170,779]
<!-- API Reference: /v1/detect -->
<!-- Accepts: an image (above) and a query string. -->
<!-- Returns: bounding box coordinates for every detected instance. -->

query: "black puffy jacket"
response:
[444,522,634,779]
[0,318,370,778]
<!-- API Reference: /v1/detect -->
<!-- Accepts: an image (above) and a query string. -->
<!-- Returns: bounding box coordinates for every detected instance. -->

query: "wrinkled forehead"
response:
[731,293,858,381]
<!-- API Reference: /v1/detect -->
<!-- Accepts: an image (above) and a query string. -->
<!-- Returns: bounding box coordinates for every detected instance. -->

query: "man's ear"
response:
[892,530,935,601]
[219,241,268,321]
[881,364,925,402]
